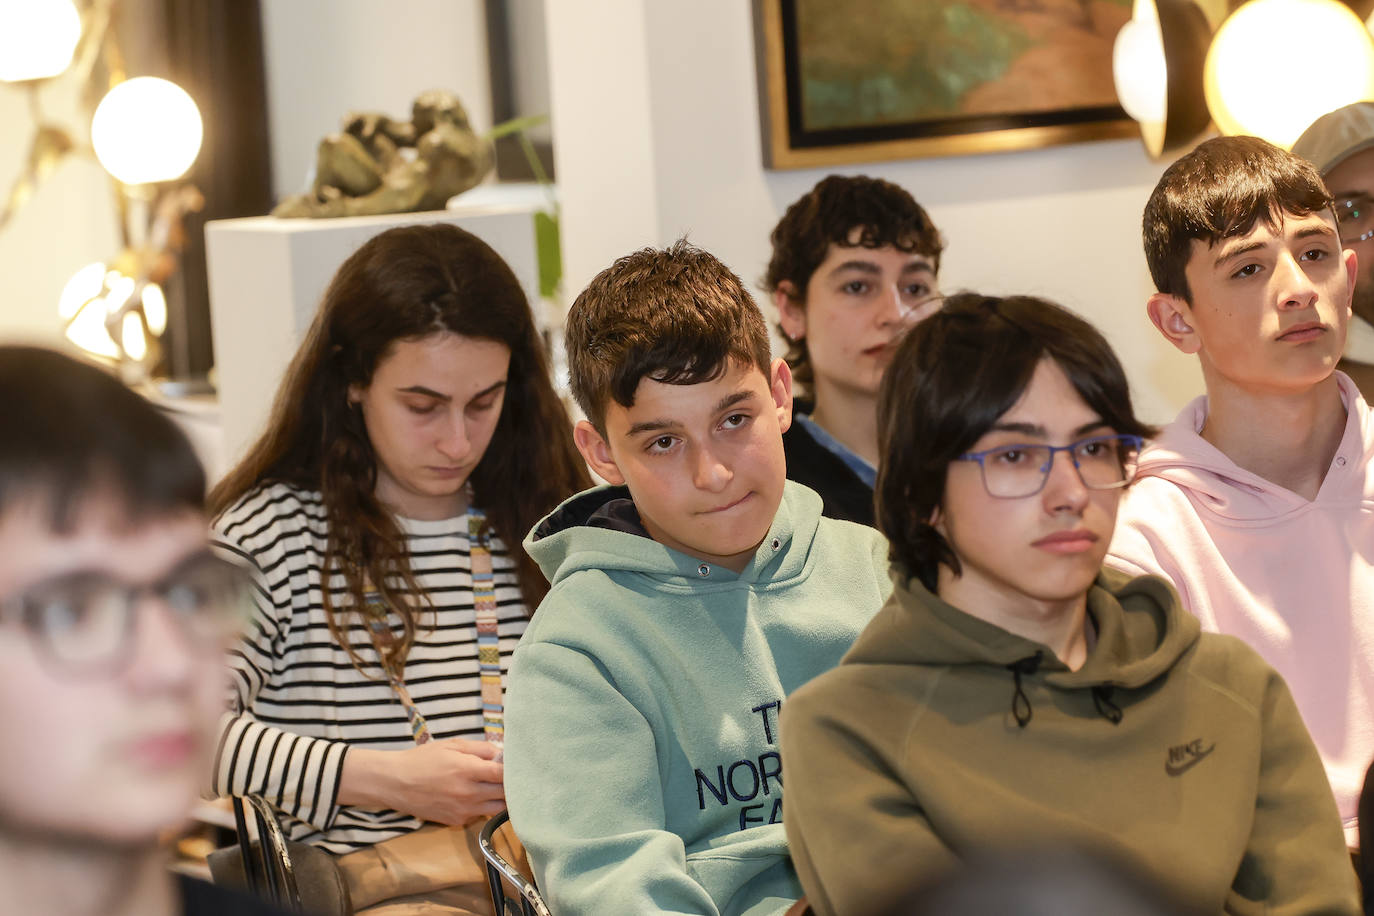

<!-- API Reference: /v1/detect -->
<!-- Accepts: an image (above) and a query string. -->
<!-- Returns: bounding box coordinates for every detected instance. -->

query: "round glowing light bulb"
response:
[64,298,119,360]
[0,0,81,82]
[91,77,203,185]
[121,312,147,361]
[103,273,135,317]
[1113,10,1167,125]
[1205,0,1374,148]
[57,262,106,320]
[142,282,167,336]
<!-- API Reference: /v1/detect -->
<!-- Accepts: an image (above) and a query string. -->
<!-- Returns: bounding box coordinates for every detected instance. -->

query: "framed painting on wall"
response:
[753,0,1138,169]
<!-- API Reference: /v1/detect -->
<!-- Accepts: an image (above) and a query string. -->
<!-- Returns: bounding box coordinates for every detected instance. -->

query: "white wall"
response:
[260,0,493,202]
[543,0,1202,425]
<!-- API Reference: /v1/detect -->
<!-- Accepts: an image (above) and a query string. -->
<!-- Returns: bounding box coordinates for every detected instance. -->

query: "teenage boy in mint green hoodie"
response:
[502,240,893,916]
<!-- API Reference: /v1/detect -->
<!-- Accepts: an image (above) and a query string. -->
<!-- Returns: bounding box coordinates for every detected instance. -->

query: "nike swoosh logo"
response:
[1164,744,1215,776]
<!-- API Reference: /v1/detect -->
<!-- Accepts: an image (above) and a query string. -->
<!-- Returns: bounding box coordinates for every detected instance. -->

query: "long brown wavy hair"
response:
[209,223,589,671]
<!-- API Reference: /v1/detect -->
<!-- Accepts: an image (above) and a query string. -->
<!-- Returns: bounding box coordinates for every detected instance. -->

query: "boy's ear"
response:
[1146,293,1201,355]
[573,420,626,486]
[774,283,806,343]
[769,358,794,434]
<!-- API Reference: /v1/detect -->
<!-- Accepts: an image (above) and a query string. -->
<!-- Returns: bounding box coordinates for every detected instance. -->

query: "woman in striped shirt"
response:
[207,223,588,855]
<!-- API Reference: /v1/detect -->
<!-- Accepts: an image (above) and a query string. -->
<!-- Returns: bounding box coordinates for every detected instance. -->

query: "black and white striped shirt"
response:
[210,483,528,853]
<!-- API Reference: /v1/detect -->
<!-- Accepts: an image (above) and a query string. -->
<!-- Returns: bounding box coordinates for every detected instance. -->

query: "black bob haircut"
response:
[0,346,205,531]
[875,293,1154,593]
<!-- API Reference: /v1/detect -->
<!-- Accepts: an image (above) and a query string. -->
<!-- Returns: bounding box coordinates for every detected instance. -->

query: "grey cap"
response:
[1291,101,1374,175]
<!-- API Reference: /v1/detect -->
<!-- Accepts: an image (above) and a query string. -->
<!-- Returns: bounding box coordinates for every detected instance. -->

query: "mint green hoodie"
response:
[503,482,891,916]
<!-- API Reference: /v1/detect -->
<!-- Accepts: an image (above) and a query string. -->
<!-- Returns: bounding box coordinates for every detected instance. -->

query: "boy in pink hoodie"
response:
[1108,135,1371,843]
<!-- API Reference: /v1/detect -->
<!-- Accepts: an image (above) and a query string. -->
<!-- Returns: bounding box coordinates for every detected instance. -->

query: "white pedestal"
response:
[205,203,541,467]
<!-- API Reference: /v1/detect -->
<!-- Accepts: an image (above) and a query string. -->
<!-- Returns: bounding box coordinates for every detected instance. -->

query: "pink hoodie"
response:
[1108,372,1374,840]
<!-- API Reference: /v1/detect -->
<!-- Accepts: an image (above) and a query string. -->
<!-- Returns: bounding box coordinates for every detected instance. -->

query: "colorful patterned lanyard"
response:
[468,507,505,751]
[363,507,505,754]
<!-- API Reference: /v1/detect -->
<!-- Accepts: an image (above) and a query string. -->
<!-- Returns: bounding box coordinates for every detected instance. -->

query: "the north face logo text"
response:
[1165,739,1215,776]
[693,700,785,831]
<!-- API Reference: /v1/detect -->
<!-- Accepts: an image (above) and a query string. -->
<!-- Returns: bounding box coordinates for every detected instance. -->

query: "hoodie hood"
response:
[847,566,1199,727]
[524,482,825,590]
[1132,371,1373,522]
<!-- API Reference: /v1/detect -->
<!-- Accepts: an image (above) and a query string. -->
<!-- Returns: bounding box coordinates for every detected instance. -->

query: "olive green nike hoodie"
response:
[780,567,1358,916]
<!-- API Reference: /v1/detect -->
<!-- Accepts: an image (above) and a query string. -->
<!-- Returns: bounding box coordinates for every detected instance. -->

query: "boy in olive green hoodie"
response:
[781,293,1358,916]
[503,241,892,915]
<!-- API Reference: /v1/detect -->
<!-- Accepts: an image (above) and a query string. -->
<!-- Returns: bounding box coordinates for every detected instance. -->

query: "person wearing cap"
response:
[1293,101,1374,400]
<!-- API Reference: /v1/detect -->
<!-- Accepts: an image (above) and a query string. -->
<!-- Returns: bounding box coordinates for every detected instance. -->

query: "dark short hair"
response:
[764,175,944,390]
[0,346,205,531]
[567,239,772,433]
[876,293,1154,592]
[1143,136,1331,302]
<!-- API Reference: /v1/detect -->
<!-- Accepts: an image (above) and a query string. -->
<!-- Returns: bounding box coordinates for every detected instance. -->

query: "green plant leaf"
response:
[535,210,561,299]
[486,113,550,141]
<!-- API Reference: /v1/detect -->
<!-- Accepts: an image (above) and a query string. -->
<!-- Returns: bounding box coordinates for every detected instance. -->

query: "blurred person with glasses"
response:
[0,346,284,916]
[1294,101,1374,400]
[778,294,1358,916]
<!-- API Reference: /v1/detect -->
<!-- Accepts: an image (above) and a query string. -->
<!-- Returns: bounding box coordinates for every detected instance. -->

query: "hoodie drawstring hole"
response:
[1092,685,1124,724]
[1006,651,1043,729]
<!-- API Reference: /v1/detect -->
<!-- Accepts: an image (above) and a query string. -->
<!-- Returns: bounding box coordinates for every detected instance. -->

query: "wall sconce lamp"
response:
[0,0,85,228]
[1,0,205,382]
[1116,0,1374,155]
[1113,0,1215,157]
[1205,0,1374,149]
[59,76,205,377]
[57,79,205,380]
[92,76,203,187]
[0,0,81,82]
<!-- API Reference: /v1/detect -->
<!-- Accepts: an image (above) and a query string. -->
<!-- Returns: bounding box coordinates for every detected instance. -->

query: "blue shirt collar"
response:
[794,412,877,487]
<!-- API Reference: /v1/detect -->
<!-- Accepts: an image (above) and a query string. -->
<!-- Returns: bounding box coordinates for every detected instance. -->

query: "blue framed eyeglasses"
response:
[956,434,1145,499]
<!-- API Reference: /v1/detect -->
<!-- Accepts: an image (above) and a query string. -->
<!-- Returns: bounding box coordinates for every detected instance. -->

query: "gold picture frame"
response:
[753,0,1139,170]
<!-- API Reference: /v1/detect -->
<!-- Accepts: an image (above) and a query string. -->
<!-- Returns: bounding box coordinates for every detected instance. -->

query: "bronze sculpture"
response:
[272,90,493,218]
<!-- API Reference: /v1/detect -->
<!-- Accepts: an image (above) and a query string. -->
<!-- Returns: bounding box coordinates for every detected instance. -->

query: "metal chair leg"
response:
[479,810,551,916]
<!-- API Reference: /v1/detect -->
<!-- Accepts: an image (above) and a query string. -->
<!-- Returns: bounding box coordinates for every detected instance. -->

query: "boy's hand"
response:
[339,738,506,825]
